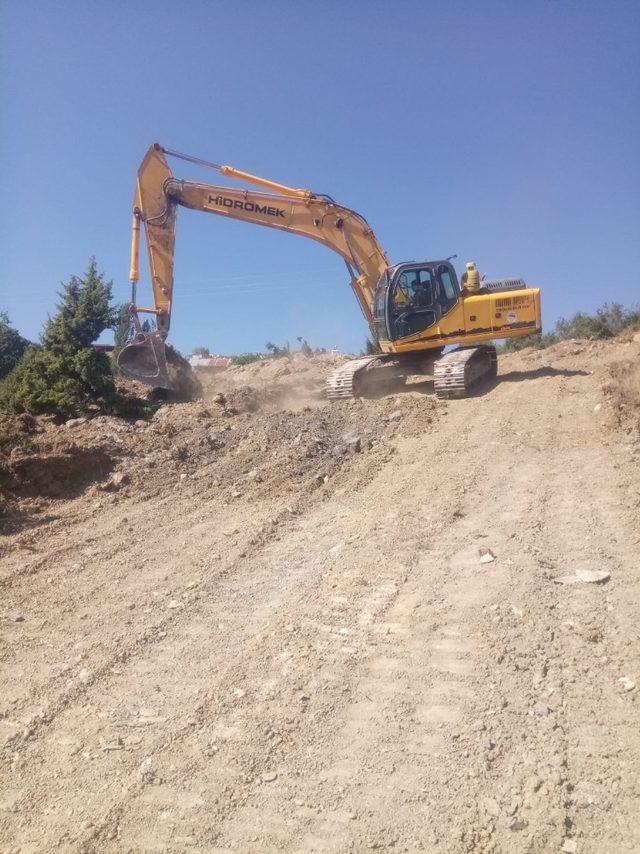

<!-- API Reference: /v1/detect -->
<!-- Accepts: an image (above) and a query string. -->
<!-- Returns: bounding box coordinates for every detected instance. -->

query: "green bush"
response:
[0,260,121,418]
[0,312,31,379]
[230,352,264,366]
[500,332,559,352]
[555,303,640,340]
[265,340,290,358]
[500,302,640,352]
[0,348,116,419]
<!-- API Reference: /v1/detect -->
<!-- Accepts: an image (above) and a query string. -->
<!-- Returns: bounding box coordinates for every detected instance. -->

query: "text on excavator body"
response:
[205,194,286,218]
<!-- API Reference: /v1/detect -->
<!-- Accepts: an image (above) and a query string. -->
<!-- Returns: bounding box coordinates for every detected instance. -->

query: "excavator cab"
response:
[374,260,461,342]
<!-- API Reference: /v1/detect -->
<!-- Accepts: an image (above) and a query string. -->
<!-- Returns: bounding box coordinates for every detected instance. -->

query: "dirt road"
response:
[1,339,639,853]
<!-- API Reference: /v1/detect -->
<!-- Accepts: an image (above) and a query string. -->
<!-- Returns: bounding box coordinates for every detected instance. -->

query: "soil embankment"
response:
[1,338,639,853]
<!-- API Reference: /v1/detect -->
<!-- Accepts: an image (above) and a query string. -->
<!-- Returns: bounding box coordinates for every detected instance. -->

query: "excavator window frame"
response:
[437,264,458,302]
[383,261,462,342]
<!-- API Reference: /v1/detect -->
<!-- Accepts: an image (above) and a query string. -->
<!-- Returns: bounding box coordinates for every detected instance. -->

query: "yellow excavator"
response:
[119,144,541,398]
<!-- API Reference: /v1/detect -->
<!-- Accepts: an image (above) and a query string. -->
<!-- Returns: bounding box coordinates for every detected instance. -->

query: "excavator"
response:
[119,144,541,399]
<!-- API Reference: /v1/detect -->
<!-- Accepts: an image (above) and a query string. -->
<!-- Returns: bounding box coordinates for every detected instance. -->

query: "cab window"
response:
[389,268,437,338]
[393,272,412,307]
[438,266,456,300]
[416,269,433,305]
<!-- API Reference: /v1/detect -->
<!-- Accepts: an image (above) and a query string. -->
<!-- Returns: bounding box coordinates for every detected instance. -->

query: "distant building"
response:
[188,354,232,369]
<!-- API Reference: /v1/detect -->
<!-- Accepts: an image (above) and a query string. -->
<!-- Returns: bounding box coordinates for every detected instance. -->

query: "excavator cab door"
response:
[435,263,460,313]
[388,266,436,339]
[382,262,461,341]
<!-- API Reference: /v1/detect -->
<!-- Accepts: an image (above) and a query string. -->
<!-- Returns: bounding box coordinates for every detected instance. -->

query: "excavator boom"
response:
[119,144,389,388]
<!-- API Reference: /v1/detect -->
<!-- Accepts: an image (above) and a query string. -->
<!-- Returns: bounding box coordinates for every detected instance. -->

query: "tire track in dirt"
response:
[1,405,408,732]
[3,508,399,850]
[80,401,499,851]
[1,412,436,848]
[1,341,639,853]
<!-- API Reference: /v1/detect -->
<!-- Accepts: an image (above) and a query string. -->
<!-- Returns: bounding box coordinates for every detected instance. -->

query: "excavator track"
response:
[326,353,436,400]
[325,357,379,400]
[433,345,497,399]
[326,347,497,402]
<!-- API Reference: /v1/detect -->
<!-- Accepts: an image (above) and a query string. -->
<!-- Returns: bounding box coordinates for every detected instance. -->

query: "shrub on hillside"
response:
[0,312,31,379]
[555,303,640,340]
[0,347,116,419]
[265,341,290,358]
[231,340,297,365]
[0,260,121,418]
[230,352,264,366]
[500,302,640,352]
[500,332,559,352]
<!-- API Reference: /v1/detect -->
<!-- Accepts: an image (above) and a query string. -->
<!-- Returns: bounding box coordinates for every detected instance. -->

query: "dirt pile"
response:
[602,330,640,435]
[197,350,347,410]
[0,352,439,533]
[4,336,640,532]
[1,336,640,853]
[1,413,113,515]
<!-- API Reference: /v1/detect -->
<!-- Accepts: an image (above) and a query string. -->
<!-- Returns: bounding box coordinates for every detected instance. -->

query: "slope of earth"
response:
[1,338,639,853]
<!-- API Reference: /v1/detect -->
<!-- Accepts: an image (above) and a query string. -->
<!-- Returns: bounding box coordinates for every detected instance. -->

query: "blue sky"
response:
[2,1,639,355]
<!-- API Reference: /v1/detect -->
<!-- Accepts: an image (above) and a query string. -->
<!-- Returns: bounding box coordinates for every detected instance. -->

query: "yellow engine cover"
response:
[381,288,541,353]
[465,289,541,337]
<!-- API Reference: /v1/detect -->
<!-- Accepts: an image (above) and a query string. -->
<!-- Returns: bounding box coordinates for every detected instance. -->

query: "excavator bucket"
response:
[118,333,202,400]
[118,331,171,389]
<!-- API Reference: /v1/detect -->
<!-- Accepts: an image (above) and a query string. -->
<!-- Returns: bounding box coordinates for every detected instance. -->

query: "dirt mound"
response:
[197,351,347,411]
[2,335,640,853]
[602,333,640,435]
[1,413,117,531]
[4,445,113,499]
[0,353,438,530]
[4,334,640,527]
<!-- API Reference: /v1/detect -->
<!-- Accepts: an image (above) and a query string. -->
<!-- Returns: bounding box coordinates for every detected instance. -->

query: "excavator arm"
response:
[121,144,389,388]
